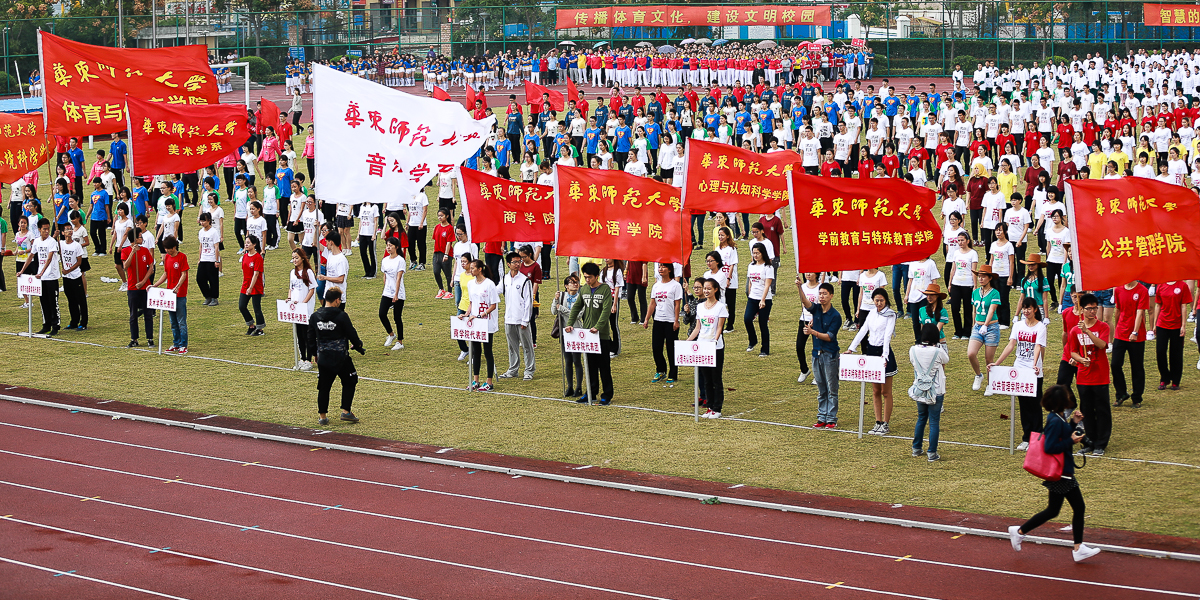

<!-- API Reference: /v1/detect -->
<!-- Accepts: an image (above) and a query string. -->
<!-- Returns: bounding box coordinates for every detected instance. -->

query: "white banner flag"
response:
[312,63,495,205]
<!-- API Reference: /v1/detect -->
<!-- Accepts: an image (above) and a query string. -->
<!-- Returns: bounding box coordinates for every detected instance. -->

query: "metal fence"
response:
[5,2,1200,95]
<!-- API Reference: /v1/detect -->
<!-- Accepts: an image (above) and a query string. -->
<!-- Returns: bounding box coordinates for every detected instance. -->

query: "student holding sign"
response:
[465,259,500,392]
[688,278,728,418]
[120,227,155,347]
[846,289,899,435]
[989,297,1048,450]
[18,219,60,335]
[153,237,190,353]
[566,262,614,405]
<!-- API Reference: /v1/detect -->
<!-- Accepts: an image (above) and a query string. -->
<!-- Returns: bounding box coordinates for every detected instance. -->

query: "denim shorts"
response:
[1093,288,1114,308]
[969,322,1001,346]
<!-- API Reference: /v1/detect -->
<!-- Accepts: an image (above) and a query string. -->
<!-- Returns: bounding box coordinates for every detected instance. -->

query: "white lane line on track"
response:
[5,331,1196,469]
[0,517,419,600]
[2,440,1197,598]
[0,554,192,600]
[0,478,943,600]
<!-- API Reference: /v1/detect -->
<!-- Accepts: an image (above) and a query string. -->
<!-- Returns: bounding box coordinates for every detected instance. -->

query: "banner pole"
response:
[1010,394,1016,455]
[857,381,866,439]
[557,259,567,396]
[786,170,802,276]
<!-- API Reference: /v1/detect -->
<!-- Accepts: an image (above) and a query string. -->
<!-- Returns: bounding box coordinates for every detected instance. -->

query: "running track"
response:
[1,389,1197,600]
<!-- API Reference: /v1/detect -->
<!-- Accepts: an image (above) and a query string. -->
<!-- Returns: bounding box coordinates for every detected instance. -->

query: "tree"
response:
[210,0,316,57]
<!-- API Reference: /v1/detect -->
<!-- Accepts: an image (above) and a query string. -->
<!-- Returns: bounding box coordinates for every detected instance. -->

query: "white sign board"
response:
[17,275,42,297]
[674,340,717,368]
[146,287,177,312]
[839,354,886,384]
[988,365,1039,397]
[450,316,490,342]
[277,298,316,325]
[563,328,602,354]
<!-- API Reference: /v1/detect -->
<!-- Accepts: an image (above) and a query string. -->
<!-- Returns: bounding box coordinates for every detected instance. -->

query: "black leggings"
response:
[265,214,279,248]
[407,225,426,265]
[1156,326,1184,386]
[1046,261,1063,304]
[471,334,495,379]
[359,235,377,277]
[949,284,972,337]
[724,290,737,331]
[379,296,404,339]
[1021,485,1085,545]
[239,293,264,328]
[701,349,726,412]
[745,298,772,353]
[90,220,109,255]
[433,252,450,290]
[651,320,678,379]
[795,321,810,374]
[295,323,313,360]
[197,262,220,299]
[626,283,647,323]
[306,158,316,183]
[564,352,583,392]
[840,282,859,324]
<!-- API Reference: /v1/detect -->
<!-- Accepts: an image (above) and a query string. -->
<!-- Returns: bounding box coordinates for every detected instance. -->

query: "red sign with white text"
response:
[39,31,219,136]
[126,95,249,177]
[682,138,800,214]
[1065,178,1200,290]
[554,165,689,264]
[459,167,555,244]
[788,172,941,272]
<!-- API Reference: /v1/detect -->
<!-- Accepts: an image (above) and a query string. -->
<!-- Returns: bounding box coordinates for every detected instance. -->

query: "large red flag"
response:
[466,84,488,111]
[554,165,688,264]
[681,138,801,214]
[567,78,581,104]
[125,95,249,176]
[38,31,219,136]
[524,81,565,114]
[787,172,941,273]
[1065,178,1200,289]
[0,114,52,184]
[432,86,451,101]
[259,97,281,135]
[459,167,555,243]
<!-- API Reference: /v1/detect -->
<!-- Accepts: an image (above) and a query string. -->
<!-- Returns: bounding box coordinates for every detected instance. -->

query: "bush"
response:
[0,72,21,94]
[1047,55,1068,66]
[949,55,975,70]
[245,56,272,82]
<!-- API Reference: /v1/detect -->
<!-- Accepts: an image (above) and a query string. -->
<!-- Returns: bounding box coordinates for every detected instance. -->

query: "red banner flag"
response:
[0,113,53,184]
[554,165,688,264]
[432,86,451,101]
[567,78,581,104]
[259,97,281,135]
[1064,178,1200,290]
[38,31,219,136]
[555,5,831,29]
[681,138,801,214]
[1144,3,1200,26]
[524,81,565,114]
[125,95,249,177]
[459,167,555,244]
[466,84,488,111]
[787,172,941,273]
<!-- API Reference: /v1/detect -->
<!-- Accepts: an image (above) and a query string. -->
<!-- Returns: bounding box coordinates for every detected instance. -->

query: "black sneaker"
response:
[340,412,359,423]
[245,327,255,335]
[147,339,154,346]
[36,327,50,335]
[48,328,60,336]
[598,398,611,406]
[250,329,265,336]
[564,388,575,398]
[127,340,139,347]
[1092,448,1106,456]
[575,396,590,404]
[1113,395,1127,407]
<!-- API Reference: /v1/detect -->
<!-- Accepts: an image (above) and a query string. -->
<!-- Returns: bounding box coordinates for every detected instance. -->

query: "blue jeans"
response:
[316,264,327,301]
[814,351,839,422]
[913,394,945,453]
[169,296,188,348]
[891,263,909,313]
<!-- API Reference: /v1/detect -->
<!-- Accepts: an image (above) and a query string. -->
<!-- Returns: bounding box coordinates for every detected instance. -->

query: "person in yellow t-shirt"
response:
[1086,141,1107,179]
[1107,140,1130,174]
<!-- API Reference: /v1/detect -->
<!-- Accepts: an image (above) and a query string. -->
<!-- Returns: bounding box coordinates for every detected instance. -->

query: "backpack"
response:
[907,348,939,404]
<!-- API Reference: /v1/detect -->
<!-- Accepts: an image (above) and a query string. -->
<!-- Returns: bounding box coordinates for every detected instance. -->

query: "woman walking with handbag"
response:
[1009,384,1101,563]
[909,324,949,461]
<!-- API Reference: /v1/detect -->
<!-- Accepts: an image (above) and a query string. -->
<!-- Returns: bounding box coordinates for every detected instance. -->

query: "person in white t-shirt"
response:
[644,262,683,383]
[904,257,940,343]
[988,297,1047,450]
[245,201,267,252]
[379,236,407,351]
[334,200,354,257]
[946,232,977,339]
[59,222,88,330]
[744,243,775,357]
[197,211,222,305]
[989,225,1017,326]
[687,278,728,418]
[406,192,429,270]
[156,198,181,254]
[319,231,349,306]
[855,267,888,327]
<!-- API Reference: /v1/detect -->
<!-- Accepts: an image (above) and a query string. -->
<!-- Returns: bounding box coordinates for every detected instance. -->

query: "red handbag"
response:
[1023,432,1064,481]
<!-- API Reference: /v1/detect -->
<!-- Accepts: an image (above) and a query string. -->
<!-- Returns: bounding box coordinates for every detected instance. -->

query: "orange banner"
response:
[1065,178,1200,289]
[556,4,831,29]
[39,31,219,136]
[682,138,801,214]
[1144,3,1200,26]
[125,95,249,177]
[459,167,555,244]
[0,114,52,184]
[554,165,689,264]
[787,172,941,273]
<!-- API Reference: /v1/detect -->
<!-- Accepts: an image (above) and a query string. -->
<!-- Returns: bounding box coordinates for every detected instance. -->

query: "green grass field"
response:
[2,131,1198,540]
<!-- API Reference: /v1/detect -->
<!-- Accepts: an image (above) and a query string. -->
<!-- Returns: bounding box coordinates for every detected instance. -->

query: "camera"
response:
[1074,423,1086,438]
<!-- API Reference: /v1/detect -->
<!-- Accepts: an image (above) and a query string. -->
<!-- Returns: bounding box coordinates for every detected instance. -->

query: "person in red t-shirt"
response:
[1112,281,1149,407]
[1067,292,1111,455]
[819,149,840,178]
[856,148,875,179]
[240,234,266,335]
[154,236,190,353]
[1153,280,1193,389]
[121,228,156,347]
[431,208,455,299]
[1056,289,1083,387]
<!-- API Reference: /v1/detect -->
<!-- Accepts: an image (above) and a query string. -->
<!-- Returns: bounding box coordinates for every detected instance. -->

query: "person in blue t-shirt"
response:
[132,179,149,218]
[734,104,751,143]
[275,157,295,214]
[67,139,85,200]
[108,133,128,189]
[644,121,661,168]
[89,177,112,251]
[494,136,512,175]
[593,99,609,129]
[823,99,840,127]
[613,117,632,169]
[584,118,602,162]
[53,183,72,231]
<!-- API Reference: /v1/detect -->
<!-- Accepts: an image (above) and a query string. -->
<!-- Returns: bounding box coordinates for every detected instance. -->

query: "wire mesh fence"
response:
[3,2,1200,95]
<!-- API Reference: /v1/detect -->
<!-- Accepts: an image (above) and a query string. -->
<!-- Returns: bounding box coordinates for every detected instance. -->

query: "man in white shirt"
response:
[19,218,61,334]
[799,126,821,174]
[406,192,428,270]
[319,231,349,306]
[498,252,535,380]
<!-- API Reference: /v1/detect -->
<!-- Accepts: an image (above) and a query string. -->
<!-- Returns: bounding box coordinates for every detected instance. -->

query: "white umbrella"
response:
[756,40,777,49]
[696,37,712,44]
[680,38,697,45]
[635,41,653,48]
[558,40,577,46]
[658,45,676,53]
[815,38,833,46]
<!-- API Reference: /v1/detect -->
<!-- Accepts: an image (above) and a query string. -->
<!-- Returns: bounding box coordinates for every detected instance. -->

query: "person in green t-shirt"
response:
[968,265,1002,392]
[1018,253,1052,314]
[918,283,950,345]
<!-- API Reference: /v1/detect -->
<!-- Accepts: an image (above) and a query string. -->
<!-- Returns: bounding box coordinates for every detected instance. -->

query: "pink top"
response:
[88,159,106,182]
[218,150,239,168]
[258,136,281,162]
[302,135,315,159]
[22,170,38,188]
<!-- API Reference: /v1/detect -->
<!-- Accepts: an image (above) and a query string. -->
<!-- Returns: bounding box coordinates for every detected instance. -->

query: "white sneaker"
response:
[118,283,128,292]
[1196,358,1200,371]
[1008,526,1024,551]
[1016,441,1029,451]
[709,411,721,419]
[299,361,313,371]
[972,374,984,391]
[1072,544,1101,562]
[391,342,404,351]
[983,386,995,396]
[384,334,395,347]
[810,376,818,386]
[827,276,839,283]
[351,240,360,247]
[998,324,1008,330]
[457,351,469,361]
[868,423,882,435]
[797,371,809,384]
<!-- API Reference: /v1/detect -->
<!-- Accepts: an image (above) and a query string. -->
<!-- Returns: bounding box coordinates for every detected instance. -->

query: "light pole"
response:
[3,28,9,95]
[479,10,488,54]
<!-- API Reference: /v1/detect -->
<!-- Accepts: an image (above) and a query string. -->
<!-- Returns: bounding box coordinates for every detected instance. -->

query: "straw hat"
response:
[1020,253,1045,266]
[921,282,948,300]
[972,264,1000,279]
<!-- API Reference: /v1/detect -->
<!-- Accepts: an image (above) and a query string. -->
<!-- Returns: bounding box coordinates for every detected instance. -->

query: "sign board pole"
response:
[1010,394,1017,455]
[468,340,475,389]
[26,299,32,337]
[582,353,593,405]
[293,325,301,370]
[857,381,866,439]
[694,366,700,423]
[158,310,163,355]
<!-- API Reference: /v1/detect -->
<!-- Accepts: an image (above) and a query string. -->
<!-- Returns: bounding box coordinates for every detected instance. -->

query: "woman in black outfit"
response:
[1008,384,1101,563]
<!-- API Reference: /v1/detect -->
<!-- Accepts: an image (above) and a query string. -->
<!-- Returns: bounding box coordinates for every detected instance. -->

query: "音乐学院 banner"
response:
[1065,178,1200,290]
[1144,3,1200,26]
[555,4,831,29]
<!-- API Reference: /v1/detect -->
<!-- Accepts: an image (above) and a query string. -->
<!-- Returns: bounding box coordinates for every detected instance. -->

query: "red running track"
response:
[1,399,1197,600]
